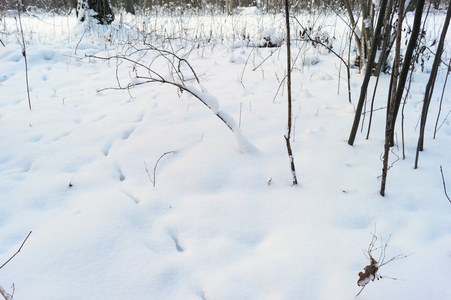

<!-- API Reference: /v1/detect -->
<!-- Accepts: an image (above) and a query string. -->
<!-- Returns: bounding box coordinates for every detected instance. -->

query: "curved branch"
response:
[86,47,256,153]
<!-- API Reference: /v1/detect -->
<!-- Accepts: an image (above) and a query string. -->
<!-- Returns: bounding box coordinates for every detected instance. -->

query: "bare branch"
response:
[16,7,31,110]
[251,46,282,71]
[0,231,32,270]
[379,252,414,268]
[144,151,175,187]
[0,284,12,300]
[0,231,32,300]
[356,285,366,297]
[440,166,451,204]
[86,43,256,153]
[153,151,175,187]
[144,161,154,186]
[293,16,352,104]
[357,226,411,296]
[86,54,165,82]
[86,50,237,131]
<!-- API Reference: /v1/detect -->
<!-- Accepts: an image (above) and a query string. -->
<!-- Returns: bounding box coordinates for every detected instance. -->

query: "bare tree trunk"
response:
[374,0,395,75]
[348,0,389,146]
[343,0,363,66]
[433,58,451,139]
[389,0,425,146]
[381,0,404,196]
[358,0,371,58]
[77,0,114,24]
[125,0,135,14]
[284,0,297,186]
[69,0,77,11]
[414,2,451,168]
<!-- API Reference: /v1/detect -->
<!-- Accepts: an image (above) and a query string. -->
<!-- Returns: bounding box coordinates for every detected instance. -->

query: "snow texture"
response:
[0,10,450,300]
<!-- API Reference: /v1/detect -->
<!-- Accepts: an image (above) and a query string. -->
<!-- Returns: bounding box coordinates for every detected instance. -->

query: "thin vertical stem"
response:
[415,2,451,168]
[348,0,389,146]
[284,0,297,186]
[17,1,31,110]
[433,58,451,139]
[381,0,404,196]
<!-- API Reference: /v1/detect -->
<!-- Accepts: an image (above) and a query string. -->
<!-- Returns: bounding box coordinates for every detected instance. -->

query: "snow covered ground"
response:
[1,8,451,300]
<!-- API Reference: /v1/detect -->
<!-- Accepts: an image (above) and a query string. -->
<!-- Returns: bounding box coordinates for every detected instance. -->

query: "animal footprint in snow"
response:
[301,88,313,98]
[168,231,184,252]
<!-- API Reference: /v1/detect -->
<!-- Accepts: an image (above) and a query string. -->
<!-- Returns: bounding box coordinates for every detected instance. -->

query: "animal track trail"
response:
[48,131,71,144]
[117,166,126,182]
[0,155,12,173]
[123,191,139,204]
[168,231,184,253]
[102,140,114,157]
[101,125,137,157]
[92,114,107,122]
[29,134,43,143]
[134,111,145,123]
[122,126,136,140]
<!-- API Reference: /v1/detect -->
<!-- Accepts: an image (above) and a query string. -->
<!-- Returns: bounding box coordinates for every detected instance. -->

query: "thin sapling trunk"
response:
[284,0,298,186]
[389,0,426,146]
[381,0,404,196]
[433,58,451,139]
[348,0,389,145]
[415,3,451,168]
[17,1,31,110]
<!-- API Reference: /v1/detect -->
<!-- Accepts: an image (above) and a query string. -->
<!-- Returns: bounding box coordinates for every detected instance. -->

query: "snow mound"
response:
[239,6,261,16]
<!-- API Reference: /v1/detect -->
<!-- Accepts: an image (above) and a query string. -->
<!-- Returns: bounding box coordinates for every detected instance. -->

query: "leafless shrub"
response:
[86,43,255,153]
[356,227,412,297]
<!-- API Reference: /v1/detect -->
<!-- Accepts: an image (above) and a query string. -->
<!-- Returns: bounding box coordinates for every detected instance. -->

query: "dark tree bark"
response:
[374,0,396,75]
[433,58,451,139]
[125,0,135,14]
[343,0,363,66]
[381,0,405,196]
[358,0,371,59]
[348,0,389,146]
[414,2,451,168]
[77,0,114,25]
[284,0,298,186]
[389,0,425,146]
[69,0,78,11]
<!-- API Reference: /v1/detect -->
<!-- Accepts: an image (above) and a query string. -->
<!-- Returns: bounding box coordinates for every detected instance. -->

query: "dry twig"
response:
[356,227,412,297]
[144,151,175,187]
[0,231,32,270]
[0,231,32,300]
[440,165,451,204]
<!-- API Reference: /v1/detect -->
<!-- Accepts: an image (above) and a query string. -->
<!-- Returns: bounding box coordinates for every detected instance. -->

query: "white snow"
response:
[364,18,371,29]
[0,10,451,300]
[239,6,261,16]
